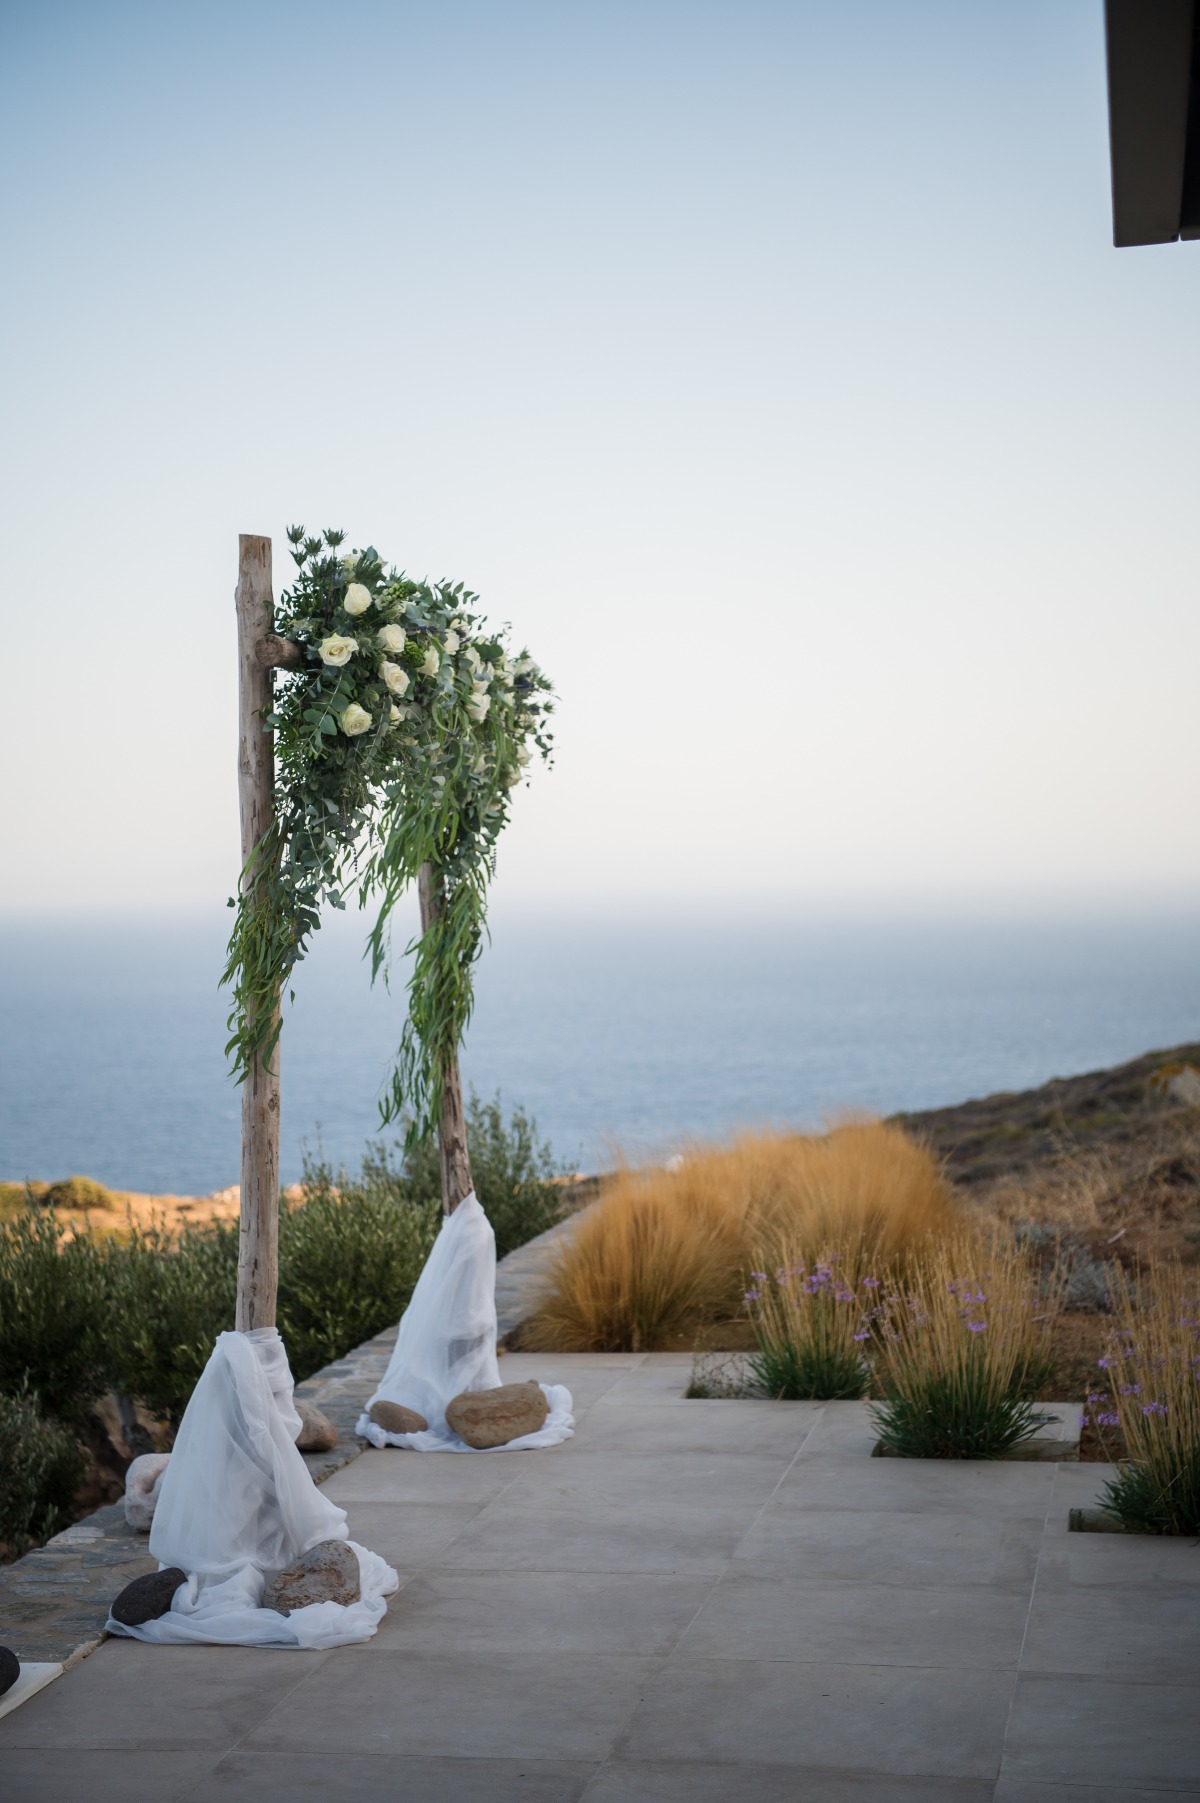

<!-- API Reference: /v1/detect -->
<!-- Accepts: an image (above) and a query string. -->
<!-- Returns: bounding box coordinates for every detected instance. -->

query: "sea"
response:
[0,907,1195,1194]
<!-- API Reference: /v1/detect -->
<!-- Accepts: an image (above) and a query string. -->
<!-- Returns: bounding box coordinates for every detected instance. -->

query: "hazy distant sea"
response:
[0,909,1195,1194]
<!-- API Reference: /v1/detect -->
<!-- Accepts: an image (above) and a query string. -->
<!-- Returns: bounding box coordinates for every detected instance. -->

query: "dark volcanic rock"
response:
[110,1566,186,1626]
[0,1646,19,1696]
[262,1539,360,1614]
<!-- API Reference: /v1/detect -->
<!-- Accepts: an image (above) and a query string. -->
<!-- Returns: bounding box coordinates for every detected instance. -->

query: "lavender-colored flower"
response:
[1097,1357,1112,1369]
[1087,1391,1109,1405]
[1097,1411,1121,1427]
[1142,1401,1167,1416]
[862,1276,880,1289]
[1118,1383,1140,1396]
[852,1331,870,1342]
[744,1288,761,1303]
[749,1271,767,1282]
[966,1321,987,1333]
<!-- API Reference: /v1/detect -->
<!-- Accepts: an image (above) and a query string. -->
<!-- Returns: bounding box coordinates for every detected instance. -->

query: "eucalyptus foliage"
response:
[222,527,553,1143]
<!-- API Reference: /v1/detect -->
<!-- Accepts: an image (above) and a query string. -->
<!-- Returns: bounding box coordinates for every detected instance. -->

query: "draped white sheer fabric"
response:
[357,1191,573,1452]
[107,1327,397,1649]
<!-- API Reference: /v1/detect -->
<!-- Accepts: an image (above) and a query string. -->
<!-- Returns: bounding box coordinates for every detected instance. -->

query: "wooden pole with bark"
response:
[418,863,474,1215]
[233,533,292,1332]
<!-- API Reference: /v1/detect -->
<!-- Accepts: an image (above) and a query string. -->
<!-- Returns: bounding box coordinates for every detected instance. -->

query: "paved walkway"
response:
[2,1354,1198,1802]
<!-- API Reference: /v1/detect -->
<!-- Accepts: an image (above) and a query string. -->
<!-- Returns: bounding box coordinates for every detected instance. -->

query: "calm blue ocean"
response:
[0,908,1195,1193]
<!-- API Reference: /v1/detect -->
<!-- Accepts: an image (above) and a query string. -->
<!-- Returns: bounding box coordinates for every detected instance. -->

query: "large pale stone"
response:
[123,1452,171,1532]
[110,1566,186,1626]
[294,1400,338,1452]
[446,1381,549,1449]
[368,1399,429,1435]
[262,1539,360,1615]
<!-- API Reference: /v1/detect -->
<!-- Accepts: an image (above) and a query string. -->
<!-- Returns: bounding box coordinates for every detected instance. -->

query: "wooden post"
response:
[418,863,474,1214]
[234,534,281,1330]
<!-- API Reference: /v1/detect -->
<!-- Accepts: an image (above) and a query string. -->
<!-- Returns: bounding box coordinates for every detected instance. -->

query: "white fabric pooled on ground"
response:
[107,1327,397,1649]
[357,1191,574,1452]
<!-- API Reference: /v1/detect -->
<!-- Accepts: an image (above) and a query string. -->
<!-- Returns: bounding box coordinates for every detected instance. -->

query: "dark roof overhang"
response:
[1105,0,1200,244]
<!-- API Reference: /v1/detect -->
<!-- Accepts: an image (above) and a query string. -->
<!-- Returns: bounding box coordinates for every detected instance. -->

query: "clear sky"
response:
[2,0,1197,919]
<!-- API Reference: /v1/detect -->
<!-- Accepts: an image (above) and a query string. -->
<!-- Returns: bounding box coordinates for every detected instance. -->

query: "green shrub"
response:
[0,1210,115,1421]
[402,1090,567,1258]
[41,1175,118,1212]
[107,1221,238,1427]
[0,1386,86,1557]
[280,1153,439,1377]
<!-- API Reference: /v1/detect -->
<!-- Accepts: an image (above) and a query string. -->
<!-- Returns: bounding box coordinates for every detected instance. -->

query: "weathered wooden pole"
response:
[417,862,474,1215]
[234,534,281,1330]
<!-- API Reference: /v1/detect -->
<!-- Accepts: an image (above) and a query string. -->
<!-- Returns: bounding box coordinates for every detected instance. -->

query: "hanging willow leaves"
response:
[221,527,553,1148]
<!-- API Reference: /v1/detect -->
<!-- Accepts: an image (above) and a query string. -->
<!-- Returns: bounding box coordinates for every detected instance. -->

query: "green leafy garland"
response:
[222,526,554,1145]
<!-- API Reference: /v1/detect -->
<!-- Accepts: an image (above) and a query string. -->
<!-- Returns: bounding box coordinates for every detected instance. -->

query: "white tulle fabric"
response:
[107,1327,397,1648]
[357,1191,573,1452]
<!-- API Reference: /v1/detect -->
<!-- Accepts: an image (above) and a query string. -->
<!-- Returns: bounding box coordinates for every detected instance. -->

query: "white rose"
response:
[443,629,461,654]
[462,644,482,675]
[377,623,406,654]
[343,582,373,616]
[516,745,532,765]
[504,765,522,786]
[514,655,534,676]
[341,551,360,573]
[420,645,440,677]
[319,634,358,667]
[380,660,410,696]
[340,702,373,736]
[465,690,491,723]
[389,704,404,724]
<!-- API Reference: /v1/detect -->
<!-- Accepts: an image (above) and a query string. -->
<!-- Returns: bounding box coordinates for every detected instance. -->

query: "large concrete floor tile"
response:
[780,1452,1056,1518]
[733,1503,1044,1589]
[246,1649,657,1762]
[576,1399,820,1457]
[0,1748,221,1803]
[995,1783,1200,1802]
[332,1499,490,1565]
[1001,1674,1200,1790]
[187,1749,592,1801]
[619,1658,1012,1777]
[364,1569,715,1657]
[678,1572,1028,1669]
[496,1449,793,1514]
[1020,1581,1200,1681]
[321,1450,523,1505]
[437,1496,750,1575]
[792,1402,878,1457]
[0,1639,322,1750]
[595,1366,713,1406]
[1034,1532,1200,1591]
[586,1764,994,1802]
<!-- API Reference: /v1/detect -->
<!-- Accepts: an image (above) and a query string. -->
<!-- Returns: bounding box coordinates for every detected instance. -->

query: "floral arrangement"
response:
[222,526,553,1143]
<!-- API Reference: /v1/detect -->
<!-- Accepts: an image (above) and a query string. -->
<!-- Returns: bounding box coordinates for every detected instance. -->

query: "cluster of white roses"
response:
[302,553,544,782]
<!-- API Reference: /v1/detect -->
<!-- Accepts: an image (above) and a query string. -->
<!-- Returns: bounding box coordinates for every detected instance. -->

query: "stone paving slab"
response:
[2,1363,1196,1801]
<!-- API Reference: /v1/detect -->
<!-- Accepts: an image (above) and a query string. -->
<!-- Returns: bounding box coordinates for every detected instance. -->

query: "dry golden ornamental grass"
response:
[523,1121,958,1353]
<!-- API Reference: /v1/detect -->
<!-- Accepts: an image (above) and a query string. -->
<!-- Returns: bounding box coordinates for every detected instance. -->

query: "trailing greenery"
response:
[0,1386,86,1557]
[222,527,553,1147]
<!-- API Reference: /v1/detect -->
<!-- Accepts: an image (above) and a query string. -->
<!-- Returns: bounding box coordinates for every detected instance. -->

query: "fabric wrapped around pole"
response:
[107,1328,397,1648]
[357,1192,573,1451]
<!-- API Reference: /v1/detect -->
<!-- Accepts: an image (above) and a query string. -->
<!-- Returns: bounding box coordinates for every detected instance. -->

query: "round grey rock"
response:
[0,1646,19,1697]
[110,1566,187,1626]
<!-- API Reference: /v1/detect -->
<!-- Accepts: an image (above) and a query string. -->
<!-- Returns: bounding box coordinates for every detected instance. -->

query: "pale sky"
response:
[2,0,1197,918]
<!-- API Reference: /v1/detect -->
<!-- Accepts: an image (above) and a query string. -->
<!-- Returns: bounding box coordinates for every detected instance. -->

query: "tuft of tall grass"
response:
[524,1122,956,1353]
[745,1246,875,1399]
[870,1232,1062,1459]
[1092,1261,1200,1535]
